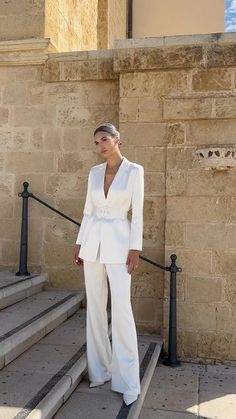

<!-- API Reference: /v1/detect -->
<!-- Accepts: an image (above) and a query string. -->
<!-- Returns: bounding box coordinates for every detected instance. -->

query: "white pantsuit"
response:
[76,157,144,396]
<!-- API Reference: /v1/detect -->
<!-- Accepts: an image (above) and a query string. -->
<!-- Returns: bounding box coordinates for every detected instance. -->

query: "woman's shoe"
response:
[89,377,111,388]
[123,394,138,406]
[89,381,105,388]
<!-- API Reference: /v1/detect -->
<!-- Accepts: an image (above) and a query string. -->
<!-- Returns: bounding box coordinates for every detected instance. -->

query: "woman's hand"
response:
[126,249,140,274]
[74,244,83,266]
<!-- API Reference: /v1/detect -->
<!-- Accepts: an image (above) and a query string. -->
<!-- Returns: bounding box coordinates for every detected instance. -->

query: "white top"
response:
[76,157,144,263]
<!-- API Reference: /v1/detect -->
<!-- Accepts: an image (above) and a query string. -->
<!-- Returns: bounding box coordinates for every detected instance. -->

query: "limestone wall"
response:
[114,33,236,361]
[1,33,236,361]
[0,0,45,41]
[45,0,99,51]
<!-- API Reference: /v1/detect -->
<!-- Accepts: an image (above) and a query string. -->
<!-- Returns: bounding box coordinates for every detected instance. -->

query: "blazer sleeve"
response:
[75,169,93,245]
[129,165,144,251]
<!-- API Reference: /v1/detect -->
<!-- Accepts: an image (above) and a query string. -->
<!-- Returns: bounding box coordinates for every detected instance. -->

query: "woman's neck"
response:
[106,154,124,168]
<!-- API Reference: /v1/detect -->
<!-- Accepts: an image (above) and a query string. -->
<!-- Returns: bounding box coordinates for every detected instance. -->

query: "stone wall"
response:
[1,33,236,361]
[0,0,45,41]
[45,0,99,52]
[114,33,236,361]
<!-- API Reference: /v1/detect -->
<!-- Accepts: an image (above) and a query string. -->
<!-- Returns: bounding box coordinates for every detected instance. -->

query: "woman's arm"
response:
[126,166,144,274]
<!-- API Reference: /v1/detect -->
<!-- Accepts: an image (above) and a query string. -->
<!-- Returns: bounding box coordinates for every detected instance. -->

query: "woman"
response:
[74,123,144,406]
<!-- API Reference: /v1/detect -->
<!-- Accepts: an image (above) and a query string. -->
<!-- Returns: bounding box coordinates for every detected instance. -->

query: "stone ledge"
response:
[44,49,118,82]
[0,38,52,66]
[114,32,236,49]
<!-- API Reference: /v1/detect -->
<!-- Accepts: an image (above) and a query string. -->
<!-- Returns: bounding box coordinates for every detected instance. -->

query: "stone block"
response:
[145,172,165,196]
[97,58,117,80]
[216,304,233,333]
[62,127,94,150]
[215,97,236,118]
[185,223,228,250]
[1,240,18,264]
[186,276,223,303]
[0,174,14,197]
[181,331,198,359]
[135,147,165,172]
[134,297,156,322]
[15,66,40,81]
[15,173,45,196]
[206,43,236,67]
[165,248,211,275]
[163,97,213,120]
[57,103,118,127]
[191,68,232,92]
[119,123,167,146]
[3,83,29,105]
[224,275,236,305]
[86,81,114,106]
[30,128,43,150]
[14,105,56,127]
[44,62,61,83]
[119,97,139,122]
[61,60,98,81]
[44,219,77,245]
[0,153,4,172]
[46,268,84,290]
[167,147,197,170]
[120,70,188,98]
[0,219,18,241]
[212,251,236,276]
[138,97,162,122]
[29,82,45,105]
[6,152,55,173]
[186,119,236,145]
[45,83,88,106]
[43,242,74,267]
[167,197,232,222]
[0,198,13,218]
[178,302,216,331]
[115,45,204,72]
[143,223,164,248]
[167,122,186,145]
[198,332,232,359]
[53,198,84,222]
[166,172,187,196]
[187,170,236,197]
[165,222,185,246]
[143,197,166,224]
[0,107,9,126]
[45,174,88,199]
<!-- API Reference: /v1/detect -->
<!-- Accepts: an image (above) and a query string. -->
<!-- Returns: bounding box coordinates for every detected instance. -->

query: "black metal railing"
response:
[17,181,182,367]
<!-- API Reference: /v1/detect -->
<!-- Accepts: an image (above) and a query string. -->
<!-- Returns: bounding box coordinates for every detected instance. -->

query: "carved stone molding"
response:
[196,146,236,170]
[0,38,52,66]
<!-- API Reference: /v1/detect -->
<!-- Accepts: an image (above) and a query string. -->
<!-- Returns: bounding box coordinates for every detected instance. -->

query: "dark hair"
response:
[94,123,120,139]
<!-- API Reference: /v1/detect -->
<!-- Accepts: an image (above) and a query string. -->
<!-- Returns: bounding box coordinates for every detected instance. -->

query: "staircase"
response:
[0,271,162,419]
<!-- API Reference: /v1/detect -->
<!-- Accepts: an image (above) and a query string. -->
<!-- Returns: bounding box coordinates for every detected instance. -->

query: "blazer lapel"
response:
[101,157,129,201]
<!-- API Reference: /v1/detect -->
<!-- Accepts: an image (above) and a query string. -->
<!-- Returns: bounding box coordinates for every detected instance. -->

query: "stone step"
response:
[0,308,87,419]
[0,271,48,310]
[0,303,162,419]
[53,335,163,419]
[0,289,85,369]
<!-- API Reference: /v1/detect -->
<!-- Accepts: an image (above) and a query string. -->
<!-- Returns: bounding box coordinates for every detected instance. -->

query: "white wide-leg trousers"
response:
[83,246,140,396]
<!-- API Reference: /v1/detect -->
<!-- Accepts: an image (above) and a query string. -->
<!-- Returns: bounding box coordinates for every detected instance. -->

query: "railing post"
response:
[164,254,181,367]
[16,182,31,276]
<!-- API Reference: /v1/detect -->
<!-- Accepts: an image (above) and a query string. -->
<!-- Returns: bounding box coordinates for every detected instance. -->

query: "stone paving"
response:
[139,359,236,419]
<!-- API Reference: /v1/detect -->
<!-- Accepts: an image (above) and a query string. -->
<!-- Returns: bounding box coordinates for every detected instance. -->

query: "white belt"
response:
[94,207,128,219]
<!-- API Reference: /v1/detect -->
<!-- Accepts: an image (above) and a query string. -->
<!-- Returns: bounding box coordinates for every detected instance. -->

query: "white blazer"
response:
[76,157,144,264]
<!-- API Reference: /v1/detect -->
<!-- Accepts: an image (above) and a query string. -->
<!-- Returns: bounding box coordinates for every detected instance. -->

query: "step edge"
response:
[127,342,163,419]
[0,293,85,357]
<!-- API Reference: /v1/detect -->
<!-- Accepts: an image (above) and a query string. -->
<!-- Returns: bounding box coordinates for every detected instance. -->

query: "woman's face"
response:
[94,130,119,158]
